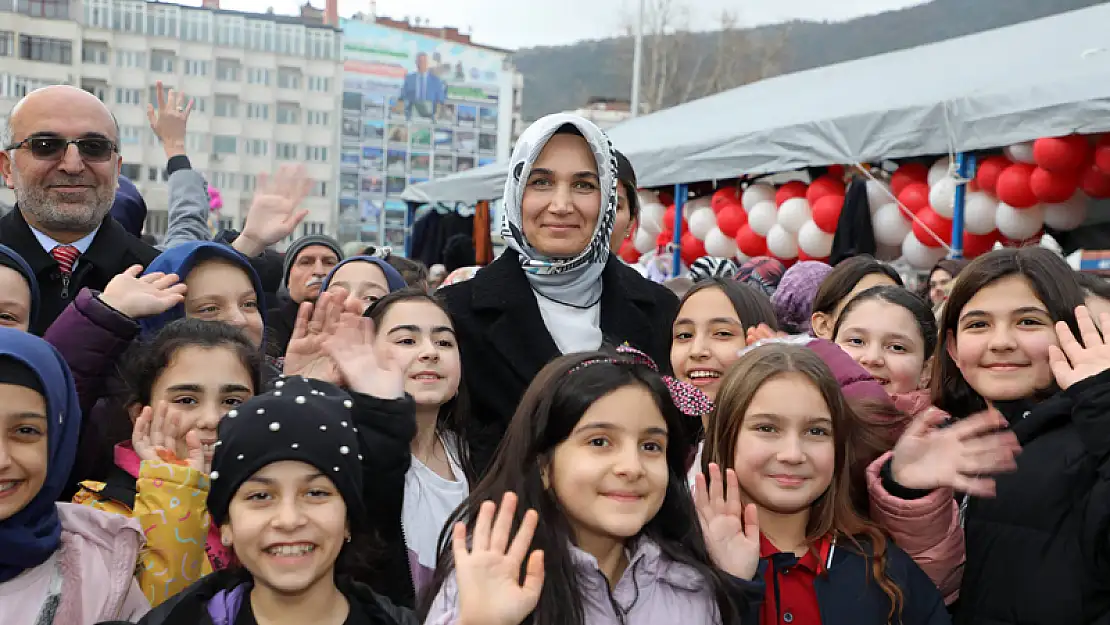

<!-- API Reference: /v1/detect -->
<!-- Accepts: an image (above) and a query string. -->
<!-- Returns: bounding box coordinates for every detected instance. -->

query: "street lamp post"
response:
[631,0,644,118]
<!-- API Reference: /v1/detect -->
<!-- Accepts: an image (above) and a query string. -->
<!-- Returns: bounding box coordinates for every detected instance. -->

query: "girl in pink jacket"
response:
[0,329,148,624]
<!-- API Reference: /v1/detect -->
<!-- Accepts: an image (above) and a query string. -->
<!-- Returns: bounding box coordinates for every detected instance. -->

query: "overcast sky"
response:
[196,0,931,49]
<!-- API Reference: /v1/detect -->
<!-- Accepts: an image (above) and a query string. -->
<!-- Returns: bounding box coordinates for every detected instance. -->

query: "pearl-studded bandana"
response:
[207,375,365,527]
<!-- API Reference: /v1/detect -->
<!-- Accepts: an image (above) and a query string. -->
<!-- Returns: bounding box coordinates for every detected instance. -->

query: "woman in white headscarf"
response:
[442,114,679,475]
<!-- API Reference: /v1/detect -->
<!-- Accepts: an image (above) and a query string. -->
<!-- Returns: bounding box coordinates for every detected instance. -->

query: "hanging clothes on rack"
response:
[410,203,475,267]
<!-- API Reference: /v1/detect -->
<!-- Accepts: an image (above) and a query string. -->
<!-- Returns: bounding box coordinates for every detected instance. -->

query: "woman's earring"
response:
[345,532,352,544]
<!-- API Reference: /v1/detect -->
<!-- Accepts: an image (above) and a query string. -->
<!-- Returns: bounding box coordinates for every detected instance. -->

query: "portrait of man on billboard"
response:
[395,52,447,122]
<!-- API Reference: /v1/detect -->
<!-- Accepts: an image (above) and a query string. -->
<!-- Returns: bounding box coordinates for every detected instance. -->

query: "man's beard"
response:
[15,180,114,234]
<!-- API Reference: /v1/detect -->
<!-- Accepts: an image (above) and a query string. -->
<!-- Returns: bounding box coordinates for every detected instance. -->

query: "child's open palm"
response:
[1050,306,1110,390]
[694,463,761,580]
[132,401,205,473]
[454,492,544,625]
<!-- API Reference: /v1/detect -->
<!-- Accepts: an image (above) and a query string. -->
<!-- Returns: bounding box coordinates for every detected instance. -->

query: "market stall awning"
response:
[405,3,1110,204]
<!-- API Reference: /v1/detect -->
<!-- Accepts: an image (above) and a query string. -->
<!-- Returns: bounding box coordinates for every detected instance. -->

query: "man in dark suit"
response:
[398,52,446,122]
[0,85,158,335]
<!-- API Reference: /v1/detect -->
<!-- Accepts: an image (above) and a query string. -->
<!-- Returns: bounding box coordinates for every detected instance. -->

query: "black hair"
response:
[385,255,430,289]
[833,285,939,360]
[122,318,262,408]
[811,255,904,319]
[931,247,1084,418]
[920,259,969,299]
[677,278,779,333]
[614,149,639,220]
[364,288,475,483]
[442,234,476,273]
[1075,271,1110,301]
[418,351,748,625]
[554,122,585,138]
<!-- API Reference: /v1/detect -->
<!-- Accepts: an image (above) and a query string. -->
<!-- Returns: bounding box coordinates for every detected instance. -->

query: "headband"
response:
[570,345,713,417]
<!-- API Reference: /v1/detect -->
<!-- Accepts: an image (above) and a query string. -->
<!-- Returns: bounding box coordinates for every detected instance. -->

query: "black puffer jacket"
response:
[955,369,1110,625]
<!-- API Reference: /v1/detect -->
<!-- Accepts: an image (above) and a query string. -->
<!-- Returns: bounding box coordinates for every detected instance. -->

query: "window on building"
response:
[302,222,326,236]
[115,50,146,69]
[147,5,178,38]
[246,103,269,120]
[120,126,143,145]
[311,181,329,198]
[19,35,72,65]
[215,96,239,118]
[247,67,270,85]
[81,41,109,64]
[307,29,333,60]
[115,88,141,106]
[82,81,108,102]
[147,166,159,182]
[276,143,298,160]
[216,19,245,48]
[307,76,330,93]
[184,59,209,76]
[0,74,56,99]
[84,0,111,29]
[212,172,237,190]
[305,146,328,162]
[245,139,268,156]
[276,104,300,125]
[213,135,238,155]
[276,24,303,57]
[120,163,142,180]
[216,59,240,82]
[277,67,301,90]
[243,175,257,193]
[0,32,13,58]
[19,0,70,19]
[306,110,330,126]
[186,133,208,153]
[113,0,145,33]
[150,51,175,73]
[191,97,208,113]
[181,10,210,42]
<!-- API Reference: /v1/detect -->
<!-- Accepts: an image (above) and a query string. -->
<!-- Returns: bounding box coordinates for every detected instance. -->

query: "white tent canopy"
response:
[404,4,1110,204]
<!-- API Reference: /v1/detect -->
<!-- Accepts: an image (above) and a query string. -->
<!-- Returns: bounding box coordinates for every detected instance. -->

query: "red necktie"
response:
[51,245,79,275]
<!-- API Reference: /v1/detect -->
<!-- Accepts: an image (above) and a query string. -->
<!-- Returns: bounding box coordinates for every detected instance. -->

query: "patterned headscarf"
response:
[735,256,786,297]
[501,113,617,308]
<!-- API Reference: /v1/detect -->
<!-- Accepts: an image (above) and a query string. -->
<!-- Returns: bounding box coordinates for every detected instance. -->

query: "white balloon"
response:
[797,220,834,258]
[928,157,952,187]
[748,201,778,236]
[902,233,947,269]
[777,198,812,233]
[742,184,775,212]
[637,190,659,207]
[872,203,912,247]
[865,179,893,212]
[929,177,958,219]
[639,202,665,235]
[995,202,1044,240]
[1004,141,1036,164]
[633,228,656,254]
[704,227,738,258]
[766,224,799,259]
[1043,191,1089,231]
[688,208,717,240]
[964,191,999,235]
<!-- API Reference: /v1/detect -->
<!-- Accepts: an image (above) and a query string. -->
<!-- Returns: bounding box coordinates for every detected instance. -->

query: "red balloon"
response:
[826,165,846,178]
[995,163,1039,208]
[805,176,846,205]
[711,188,740,213]
[1033,135,1092,172]
[657,190,674,206]
[618,240,641,264]
[656,231,671,248]
[975,156,1012,194]
[898,182,931,213]
[1094,136,1110,175]
[715,205,747,238]
[775,181,808,207]
[1030,167,1080,203]
[680,232,707,266]
[891,163,929,196]
[811,195,844,233]
[963,230,998,258]
[912,208,953,248]
[1081,164,1110,198]
[797,250,830,263]
[735,225,767,257]
[662,205,676,228]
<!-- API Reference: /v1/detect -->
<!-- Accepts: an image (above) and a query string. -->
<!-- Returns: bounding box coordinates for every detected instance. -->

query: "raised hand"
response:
[132,401,205,473]
[323,313,405,399]
[694,463,761,580]
[146,81,193,159]
[889,407,1020,497]
[284,290,343,385]
[746,323,788,345]
[99,265,187,320]
[234,165,312,256]
[1049,306,1110,390]
[454,492,544,625]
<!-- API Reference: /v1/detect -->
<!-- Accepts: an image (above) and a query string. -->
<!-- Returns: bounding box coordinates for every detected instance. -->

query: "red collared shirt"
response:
[759,534,831,625]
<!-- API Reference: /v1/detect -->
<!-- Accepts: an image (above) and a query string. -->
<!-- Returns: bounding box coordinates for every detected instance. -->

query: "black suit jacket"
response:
[0,207,158,335]
[442,250,679,475]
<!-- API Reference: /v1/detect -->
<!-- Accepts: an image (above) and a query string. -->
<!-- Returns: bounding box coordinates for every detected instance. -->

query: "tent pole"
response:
[949,153,976,260]
[672,184,687,278]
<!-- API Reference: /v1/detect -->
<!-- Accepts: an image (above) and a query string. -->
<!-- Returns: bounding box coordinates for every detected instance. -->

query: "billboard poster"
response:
[339,17,510,249]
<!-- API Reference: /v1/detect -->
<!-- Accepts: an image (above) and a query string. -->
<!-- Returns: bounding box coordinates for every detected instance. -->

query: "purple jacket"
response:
[44,288,141,491]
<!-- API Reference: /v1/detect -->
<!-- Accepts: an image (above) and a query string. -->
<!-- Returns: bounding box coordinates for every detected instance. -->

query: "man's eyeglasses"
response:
[5,136,118,163]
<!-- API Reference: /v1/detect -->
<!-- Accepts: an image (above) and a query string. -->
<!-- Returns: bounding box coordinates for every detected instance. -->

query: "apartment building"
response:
[0,0,344,244]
